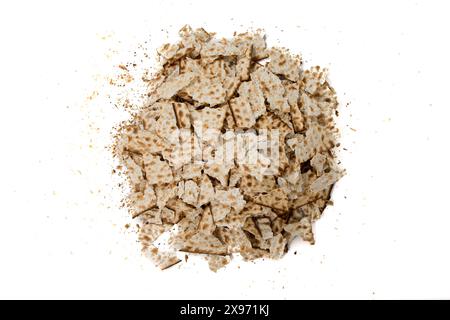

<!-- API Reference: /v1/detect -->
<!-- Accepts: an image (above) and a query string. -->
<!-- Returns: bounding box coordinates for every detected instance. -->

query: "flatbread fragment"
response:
[123,155,144,192]
[229,96,256,128]
[154,183,177,209]
[210,200,231,222]
[284,217,315,244]
[197,175,215,207]
[232,31,268,60]
[269,234,287,259]
[309,169,344,193]
[143,154,174,185]
[122,129,166,155]
[130,185,157,217]
[204,161,232,186]
[184,75,227,106]
[214,188,246,214]
[198,206,215,234]
[115,25,343,271]
[254,188,289,212]
[181,180,200,206]
[176,231,228,255]
[237,80,266,119]
[144,246,182,270]
[207,255,231,272]
[236,44,252,81]
[267,48,301,82]
[139,224,169,249]
[256,217,273,240]
[173,102,192,129]
[149,71,196,104]
[252,67,290,113]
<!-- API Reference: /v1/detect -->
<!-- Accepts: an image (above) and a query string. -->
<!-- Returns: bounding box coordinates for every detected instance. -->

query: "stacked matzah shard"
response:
[115,26,343,272]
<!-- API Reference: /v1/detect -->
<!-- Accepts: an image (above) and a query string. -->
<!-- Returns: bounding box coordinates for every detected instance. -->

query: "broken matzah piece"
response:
[256,217,273,240]
[309,169,344,194]
[269,234,287,260]
[113,25,344,271]
[145,247,182,270]
[267,48,301,82]
[143,153,174,185]
[232,31,268,60]
[204,160,232,187]
[210,200,231,222]
[254,188,289,212]
[123,155,144,192]
[214,187,246,213]
[237,80,266,119]
[252,67,290,113]
[175,231,228,255]
[148,71,196,105]
[129,184,157,217]
[173,102,192,129]
[207,255,232,272]
[181,180,200,206]
[229,96,256,129]
[154,183,177,209]
[197,174,215,207]
[198,206,215,234]
[284,216,315,244]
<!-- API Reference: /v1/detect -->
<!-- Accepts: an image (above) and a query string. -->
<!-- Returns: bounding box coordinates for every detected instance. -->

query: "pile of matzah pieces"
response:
[115,26,343,271]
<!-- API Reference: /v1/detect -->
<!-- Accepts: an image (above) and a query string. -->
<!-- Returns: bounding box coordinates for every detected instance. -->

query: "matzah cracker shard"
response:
[139,224,169,249]
[254,188,289,212]
[237,80,266,119]
[144,246,181,270]
[160,207,177,224]
[180,163,203,180]
[181,180,200,206]
[122,129,166,155]
[141,208,163,225]
[198,206,215,233]
[301,66,328,95]
[240,174,277,197]
[184,76,227,106]
[204,161,232,186]
[232,31,268,60]
[256,217,273,240]
[210,200,231,222]
[207,255,231,272]
[173,102,192,129]
[176,231,228,255]
[114,25,344,271]
[253,67,290,113]
[240,248,269,261]
[197,175,215,207]
[129,185,157,217]
[309,169,344,193]
[142,101,178,143]
[269,234,287,260]
[149,71,196,104]
[155,183,177,209]
[123,155,144,192]
[268,48,301,82]
[143,154,173,185]
[190,105,227,132]
[214,188,246,214]
[284,217,315,244]
[236,44,252,81]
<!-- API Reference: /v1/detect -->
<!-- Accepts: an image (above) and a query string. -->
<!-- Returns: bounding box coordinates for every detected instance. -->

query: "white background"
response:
[0,0,449,299]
